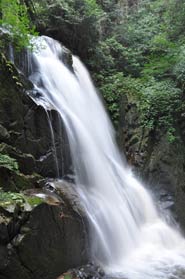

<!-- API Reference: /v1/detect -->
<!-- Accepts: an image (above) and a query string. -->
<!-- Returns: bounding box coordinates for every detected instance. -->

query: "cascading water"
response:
[27,36,185,279]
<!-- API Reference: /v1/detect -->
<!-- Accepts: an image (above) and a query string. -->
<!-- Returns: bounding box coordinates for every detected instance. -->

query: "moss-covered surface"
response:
[0,164,42,191]
[0,188,43,211]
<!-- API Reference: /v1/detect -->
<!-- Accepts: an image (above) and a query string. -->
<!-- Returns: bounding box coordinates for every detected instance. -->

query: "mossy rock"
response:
[0,165,42,192]
[0,188,43,212]
[0,124,10,141]
[129,135,140,146]
[0,143,36,175]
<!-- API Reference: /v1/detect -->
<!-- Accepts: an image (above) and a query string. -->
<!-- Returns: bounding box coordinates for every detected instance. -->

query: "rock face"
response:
[119,93,185,229]
[0,184,89,279]
[0,42,88,279]
[0,51,71,178]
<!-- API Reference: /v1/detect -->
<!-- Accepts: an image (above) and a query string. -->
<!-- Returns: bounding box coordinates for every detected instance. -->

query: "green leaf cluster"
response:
[0,188,43,209]
[0,153,19,173]
[0,0,38,50]
[96,72,125,126]
[138,79,182,135]
[0,188,25,207]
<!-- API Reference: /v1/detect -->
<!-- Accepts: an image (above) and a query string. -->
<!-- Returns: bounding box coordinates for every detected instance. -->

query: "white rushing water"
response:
[27,36,185,279]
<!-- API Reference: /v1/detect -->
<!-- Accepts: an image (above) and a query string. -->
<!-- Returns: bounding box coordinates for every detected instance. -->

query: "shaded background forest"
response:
[30,0,185,137]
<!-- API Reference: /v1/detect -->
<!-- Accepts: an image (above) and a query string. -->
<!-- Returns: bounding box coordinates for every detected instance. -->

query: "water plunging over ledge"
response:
[27,36,185,279]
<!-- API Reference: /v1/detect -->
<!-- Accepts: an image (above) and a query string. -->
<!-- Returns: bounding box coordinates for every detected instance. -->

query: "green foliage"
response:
[166,0,185,40]
[0,188,43,208]
[166,127,176,143]
[83,0,103,17]
[90,0,185,142]
[31,0,185,142]
[173,45,185,89]
[0,153,19,173]
[0,0,38,50]
[90,41,115,72]
[90,38,124,73]
[44,0,103,21]
[0,188,25,207]
[25,196,44,207]
[139,79,181,131]
[63,273,73,279]
[1,0,184,143]
[33,0,103,58]
[119,77,182,142]
[97,72,125,125]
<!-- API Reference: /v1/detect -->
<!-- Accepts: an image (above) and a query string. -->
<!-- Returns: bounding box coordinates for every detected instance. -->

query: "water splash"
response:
[27,36,185,279]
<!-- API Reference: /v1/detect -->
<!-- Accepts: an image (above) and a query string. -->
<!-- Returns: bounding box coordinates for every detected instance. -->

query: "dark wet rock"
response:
[0,143,35,175]
[0,223,9,245]
[0,204,29,246]
[0,49,72,179]
[60,46,73,72]
[0,183,89,279]
[0,124,10,141]
[0,165,41,192]
[15,204,88,279]
[119,93,185,229]
[57,263,106,279]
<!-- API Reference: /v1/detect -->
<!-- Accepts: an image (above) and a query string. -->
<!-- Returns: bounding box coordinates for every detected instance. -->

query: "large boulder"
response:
[0,182,89,279]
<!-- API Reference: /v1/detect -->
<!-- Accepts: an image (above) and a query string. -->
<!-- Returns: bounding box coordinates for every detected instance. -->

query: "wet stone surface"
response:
[57,263,106,279]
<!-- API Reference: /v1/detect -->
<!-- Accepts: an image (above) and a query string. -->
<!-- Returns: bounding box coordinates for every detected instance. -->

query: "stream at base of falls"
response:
[23,36,185,279]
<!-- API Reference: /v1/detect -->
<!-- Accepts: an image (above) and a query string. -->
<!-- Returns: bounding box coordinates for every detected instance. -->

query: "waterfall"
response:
[27,36,185,279]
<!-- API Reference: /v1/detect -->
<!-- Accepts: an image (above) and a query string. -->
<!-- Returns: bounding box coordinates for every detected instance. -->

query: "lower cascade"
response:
[27,36,185,279]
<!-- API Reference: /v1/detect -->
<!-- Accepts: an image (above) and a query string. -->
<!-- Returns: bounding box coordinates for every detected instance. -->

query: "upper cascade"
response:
[26,36,185,279]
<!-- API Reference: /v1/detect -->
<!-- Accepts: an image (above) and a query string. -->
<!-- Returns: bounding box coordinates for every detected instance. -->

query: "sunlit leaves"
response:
[0,0,37,50]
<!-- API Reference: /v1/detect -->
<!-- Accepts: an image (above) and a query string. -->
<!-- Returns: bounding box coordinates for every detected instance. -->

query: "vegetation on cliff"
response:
[0,0,37,50]
[1,0,185,139]
[92,0,185,141]
[15,0,183,142]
